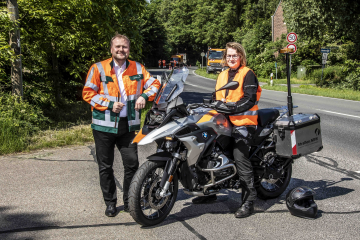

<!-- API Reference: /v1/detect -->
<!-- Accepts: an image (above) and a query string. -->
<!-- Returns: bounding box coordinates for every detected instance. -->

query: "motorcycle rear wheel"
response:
[256,164,292,200]
[128,161,178,226]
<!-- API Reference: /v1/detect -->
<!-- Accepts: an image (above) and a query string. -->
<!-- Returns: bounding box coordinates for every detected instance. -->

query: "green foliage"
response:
[0,92,49,155]
[310,66,346,88]
[0,5,15,88]
[283,0,360,56]
[140,0,170,67]
[1,0,147,112]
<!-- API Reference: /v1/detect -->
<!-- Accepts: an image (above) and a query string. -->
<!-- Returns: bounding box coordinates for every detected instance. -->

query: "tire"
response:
[128,161,178,226]
[256,163,292,200]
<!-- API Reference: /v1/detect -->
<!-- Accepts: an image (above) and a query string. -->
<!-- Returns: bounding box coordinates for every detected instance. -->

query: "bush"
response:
[0,92,49,155]
[310,66,346,88]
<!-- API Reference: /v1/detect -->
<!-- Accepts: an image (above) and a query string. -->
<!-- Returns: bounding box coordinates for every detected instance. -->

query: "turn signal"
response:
[165,137,173,141]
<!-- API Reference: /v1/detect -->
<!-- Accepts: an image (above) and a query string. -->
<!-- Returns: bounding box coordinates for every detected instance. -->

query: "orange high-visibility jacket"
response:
[162,60,166,65]
[83,58,160,133]
[158,60,161,65]
[215,66,262,126]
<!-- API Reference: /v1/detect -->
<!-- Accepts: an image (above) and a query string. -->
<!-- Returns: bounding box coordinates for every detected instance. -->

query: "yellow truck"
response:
[170,53,186,67]
[206,48,226,74]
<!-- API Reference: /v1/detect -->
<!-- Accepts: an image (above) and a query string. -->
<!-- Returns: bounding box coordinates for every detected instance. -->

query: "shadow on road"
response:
[0,206,137,238]
[144,176,358,229]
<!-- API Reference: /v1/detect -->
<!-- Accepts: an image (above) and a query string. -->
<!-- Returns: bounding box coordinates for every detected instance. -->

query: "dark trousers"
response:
[93,120,139,207]
[233,140,257,202]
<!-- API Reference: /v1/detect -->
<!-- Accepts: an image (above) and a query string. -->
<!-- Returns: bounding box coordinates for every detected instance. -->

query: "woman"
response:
[192,42,262,218]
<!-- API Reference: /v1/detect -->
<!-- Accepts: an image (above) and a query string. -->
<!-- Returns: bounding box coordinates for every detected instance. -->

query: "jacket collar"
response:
[110,58,130,71]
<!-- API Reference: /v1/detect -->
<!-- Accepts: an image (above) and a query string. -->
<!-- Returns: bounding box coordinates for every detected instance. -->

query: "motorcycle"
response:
[128,67,322,226]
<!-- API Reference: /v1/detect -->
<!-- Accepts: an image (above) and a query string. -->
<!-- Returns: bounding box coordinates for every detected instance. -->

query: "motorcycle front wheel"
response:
[128,161,178,226]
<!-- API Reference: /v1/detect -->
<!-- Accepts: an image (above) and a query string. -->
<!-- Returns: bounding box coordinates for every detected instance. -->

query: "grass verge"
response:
[27,124,94,152]
[1,102,154,155]
[194,68,218,80]
[262,84,360,101]
[257,77,314,85]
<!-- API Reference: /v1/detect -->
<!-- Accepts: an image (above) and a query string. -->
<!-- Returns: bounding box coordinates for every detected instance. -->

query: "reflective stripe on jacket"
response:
[215,66,262,126]
[83,58,160,133]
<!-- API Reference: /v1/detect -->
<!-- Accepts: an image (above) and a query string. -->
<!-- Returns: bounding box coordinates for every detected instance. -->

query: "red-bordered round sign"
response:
[287,43,297,54]
[287,32,297,43]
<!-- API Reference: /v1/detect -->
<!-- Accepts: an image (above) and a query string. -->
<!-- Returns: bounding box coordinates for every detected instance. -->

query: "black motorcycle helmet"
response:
[286,186,318,219]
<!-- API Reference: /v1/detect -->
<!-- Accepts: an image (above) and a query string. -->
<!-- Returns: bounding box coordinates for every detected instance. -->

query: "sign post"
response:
[285,33,297,84]
[320,48,331,85]
[275,62,277,80]
[280,48,295,116]
[201,52,205,70]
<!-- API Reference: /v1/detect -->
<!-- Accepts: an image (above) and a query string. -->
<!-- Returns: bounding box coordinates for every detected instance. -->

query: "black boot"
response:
[192,195,217,204]
[235,201,254,218]
[105,204,117,217]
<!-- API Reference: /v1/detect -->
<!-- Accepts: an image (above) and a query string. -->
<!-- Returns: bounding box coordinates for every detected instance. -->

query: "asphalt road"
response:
[1,67,359,239]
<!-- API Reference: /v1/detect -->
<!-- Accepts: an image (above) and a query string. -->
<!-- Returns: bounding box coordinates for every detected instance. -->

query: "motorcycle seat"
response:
[257,109,280,127]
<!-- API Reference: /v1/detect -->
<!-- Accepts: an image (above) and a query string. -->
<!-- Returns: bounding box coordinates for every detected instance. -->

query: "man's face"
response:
[226,47,241,69]
[111,38,130,62]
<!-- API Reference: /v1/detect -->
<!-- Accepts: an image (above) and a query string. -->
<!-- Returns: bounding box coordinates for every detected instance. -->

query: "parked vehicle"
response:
[206,48,225,74]
[129,67,323,226]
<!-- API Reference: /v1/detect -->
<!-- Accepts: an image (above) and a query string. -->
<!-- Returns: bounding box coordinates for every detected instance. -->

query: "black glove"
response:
[212,101,233,114]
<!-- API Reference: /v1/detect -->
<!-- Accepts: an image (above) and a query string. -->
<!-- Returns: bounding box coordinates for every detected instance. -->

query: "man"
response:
[192,42,261,218]
[158,59,161,68]
[83,34,160,217]
[162,59,166,68]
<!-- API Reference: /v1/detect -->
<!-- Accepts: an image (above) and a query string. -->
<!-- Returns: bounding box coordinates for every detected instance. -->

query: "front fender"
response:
[147,152,173,161]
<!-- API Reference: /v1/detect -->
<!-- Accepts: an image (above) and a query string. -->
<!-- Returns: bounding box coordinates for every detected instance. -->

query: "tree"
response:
[17,0,146,107]
[7,0,23,97]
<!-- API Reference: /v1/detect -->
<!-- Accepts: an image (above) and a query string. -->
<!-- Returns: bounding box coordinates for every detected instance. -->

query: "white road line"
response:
[355,171,360,174]
[192,70,216,81]
[315,109,360,119]
[185,82,214,91]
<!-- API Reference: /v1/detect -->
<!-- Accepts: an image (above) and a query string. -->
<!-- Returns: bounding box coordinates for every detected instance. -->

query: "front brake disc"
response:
[148,176,170,210]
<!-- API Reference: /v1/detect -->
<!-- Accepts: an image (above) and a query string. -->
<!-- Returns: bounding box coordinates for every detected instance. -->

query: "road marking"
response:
[185,82,214,91]
[315,109,360,119]
[192,70,216,81]
[355,171,360,174]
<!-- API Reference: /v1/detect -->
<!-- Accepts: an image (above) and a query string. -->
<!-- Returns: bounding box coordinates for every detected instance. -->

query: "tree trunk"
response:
[51,42,62,106]
[7,0,23,97]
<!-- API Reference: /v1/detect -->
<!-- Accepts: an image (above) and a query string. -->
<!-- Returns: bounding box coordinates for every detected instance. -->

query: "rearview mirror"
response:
[215,81,239,92]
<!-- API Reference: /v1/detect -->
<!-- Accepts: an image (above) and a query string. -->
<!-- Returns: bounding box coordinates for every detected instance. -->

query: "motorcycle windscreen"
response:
[155,67,189,105]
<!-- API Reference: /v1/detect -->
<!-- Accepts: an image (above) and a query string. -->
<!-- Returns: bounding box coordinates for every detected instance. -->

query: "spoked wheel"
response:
[256,152,292,200]
[128,161,178,226]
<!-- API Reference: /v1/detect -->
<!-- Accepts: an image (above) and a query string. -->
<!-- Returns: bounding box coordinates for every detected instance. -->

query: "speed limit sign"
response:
[287,32,297,43]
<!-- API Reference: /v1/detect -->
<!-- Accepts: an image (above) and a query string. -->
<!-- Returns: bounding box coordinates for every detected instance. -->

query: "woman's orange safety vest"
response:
[215,66,262,126]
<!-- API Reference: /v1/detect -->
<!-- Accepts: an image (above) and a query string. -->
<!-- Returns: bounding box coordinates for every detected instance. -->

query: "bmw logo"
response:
[202,132,208,139]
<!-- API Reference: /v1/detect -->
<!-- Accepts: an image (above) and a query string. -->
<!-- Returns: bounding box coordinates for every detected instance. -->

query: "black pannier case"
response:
[274,113,323,158]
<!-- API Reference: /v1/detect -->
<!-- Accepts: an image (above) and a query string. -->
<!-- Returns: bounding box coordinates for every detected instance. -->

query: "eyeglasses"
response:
[226,55,240,59]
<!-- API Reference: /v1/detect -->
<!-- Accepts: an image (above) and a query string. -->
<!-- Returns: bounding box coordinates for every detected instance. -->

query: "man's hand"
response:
[112,102,125,113]
[135,96,146,110]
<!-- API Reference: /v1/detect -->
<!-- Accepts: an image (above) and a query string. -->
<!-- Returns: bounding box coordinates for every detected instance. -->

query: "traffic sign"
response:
[321,48,331,53]
[322,52,329,65]
[286,43,297,54]
[287,32,297,43]
[201,52,205,57]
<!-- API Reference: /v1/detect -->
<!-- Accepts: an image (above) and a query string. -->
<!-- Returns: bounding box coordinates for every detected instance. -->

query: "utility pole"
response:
[7,0,23,97]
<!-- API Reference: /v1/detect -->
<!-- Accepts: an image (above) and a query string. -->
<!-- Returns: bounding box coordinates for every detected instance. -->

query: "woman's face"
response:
[226,47,241,69]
